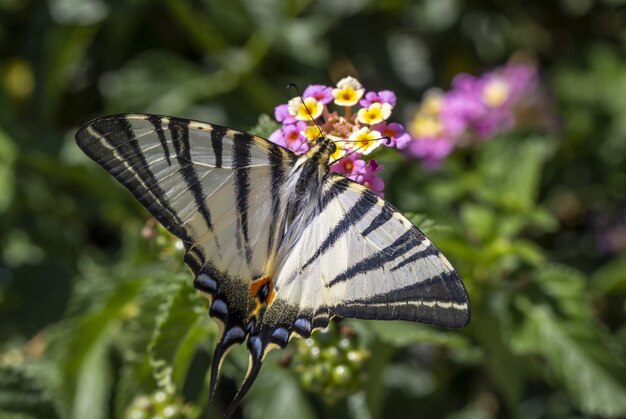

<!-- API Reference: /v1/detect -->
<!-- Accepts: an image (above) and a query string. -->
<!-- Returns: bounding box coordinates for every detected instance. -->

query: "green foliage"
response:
[1,1,626,418]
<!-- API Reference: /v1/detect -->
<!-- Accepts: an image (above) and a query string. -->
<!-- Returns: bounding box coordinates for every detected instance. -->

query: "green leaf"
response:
[71,335,112,419]
[591,257,626,295]
[243,366,315,419]
[361,321,470,349]
[460,204,496,241]
[511,299,626,417]
[477,135,556,210]
[0,365,58,418]
[148,275,208,393]
[0,127,17,213]
[533,264,592,321]
[60,277,144,411]
[249,114,281,139]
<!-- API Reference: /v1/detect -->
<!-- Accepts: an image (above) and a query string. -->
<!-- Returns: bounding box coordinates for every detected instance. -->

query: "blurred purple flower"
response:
[405,60,552,167]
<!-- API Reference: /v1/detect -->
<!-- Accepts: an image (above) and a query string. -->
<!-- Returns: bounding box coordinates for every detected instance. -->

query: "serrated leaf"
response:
[249,114,281,139]
[148,276,206,393]
[0,366,58,418]
[533,264,592,321]
[511,299,626,417]
[477,135,556,210]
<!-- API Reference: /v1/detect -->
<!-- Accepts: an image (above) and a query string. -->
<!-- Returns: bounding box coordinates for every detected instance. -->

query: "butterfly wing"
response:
[75,113,296,407]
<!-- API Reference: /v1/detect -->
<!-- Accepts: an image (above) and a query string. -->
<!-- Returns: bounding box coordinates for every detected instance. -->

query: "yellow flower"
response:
[357,102,392,125]
[409,115,442,138]
[482,77,510,107]
[288,97,323,121]
[302,125,323,141]
[332,76,365,107]
[347,127,382,155]
[422,91,443,115]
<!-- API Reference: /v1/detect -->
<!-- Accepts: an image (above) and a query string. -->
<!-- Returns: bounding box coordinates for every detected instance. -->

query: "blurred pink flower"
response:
[405,60,552,167]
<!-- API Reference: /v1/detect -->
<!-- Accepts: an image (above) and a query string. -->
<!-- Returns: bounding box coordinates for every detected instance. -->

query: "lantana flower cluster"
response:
[405,62,552,168]
[269,76,411,195]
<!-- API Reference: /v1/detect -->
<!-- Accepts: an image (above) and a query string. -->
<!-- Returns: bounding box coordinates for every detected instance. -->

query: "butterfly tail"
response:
[208,324,247,414]
[222,333,269,418]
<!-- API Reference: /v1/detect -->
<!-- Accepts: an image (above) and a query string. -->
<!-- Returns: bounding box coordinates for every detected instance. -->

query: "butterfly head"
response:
[304,135,337,166]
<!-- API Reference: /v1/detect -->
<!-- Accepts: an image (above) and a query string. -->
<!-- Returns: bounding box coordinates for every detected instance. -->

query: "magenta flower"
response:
[359,90,397,108]
[275,103,297,124]
[267,77,410,194]
[374,122,412,149]
[281,122,310,154]
[303,84,334,105]
[359,160,385,196]
[407,138,455,170]
[330,152,367,180]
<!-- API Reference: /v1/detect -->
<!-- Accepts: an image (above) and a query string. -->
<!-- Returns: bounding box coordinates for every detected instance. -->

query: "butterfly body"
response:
[76,113,470,417]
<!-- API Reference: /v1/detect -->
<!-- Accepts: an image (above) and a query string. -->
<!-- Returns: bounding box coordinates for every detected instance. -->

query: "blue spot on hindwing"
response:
[210,299,228,318]
[294,318,312,336]
[271,327,289,347]
[194,273,217,293]
[224,326,245,345]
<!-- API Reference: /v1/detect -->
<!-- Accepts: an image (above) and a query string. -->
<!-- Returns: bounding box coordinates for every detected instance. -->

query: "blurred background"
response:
[1,0,626,418]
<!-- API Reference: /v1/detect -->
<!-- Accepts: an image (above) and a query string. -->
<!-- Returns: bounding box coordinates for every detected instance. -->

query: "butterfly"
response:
[75,113,470,417]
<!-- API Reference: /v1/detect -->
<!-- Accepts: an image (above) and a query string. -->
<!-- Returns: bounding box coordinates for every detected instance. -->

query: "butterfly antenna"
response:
[328,136,391,166]
[287,82,325,141]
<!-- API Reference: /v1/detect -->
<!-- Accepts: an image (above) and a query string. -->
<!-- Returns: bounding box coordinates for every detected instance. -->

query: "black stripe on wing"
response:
[147,115,172,165]
[233,134,253,264]
[170,118,214,232]
[327,229,424,287]
[332,270,469,327]
[75,116,193,243]
[302,192,378,270]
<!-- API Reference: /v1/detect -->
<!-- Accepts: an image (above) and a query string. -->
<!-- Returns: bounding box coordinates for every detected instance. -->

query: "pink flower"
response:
[359,159,385,195]
[330,152,366,180]
[406,137,455,169]
[275,103,297,124]
[303,85,334,104]
[281,122,310,154]
[373,122,412,149]
[359,90,397,108]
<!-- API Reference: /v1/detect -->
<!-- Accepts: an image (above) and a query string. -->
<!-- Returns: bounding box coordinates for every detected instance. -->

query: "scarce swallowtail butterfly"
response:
[76,113,470,417]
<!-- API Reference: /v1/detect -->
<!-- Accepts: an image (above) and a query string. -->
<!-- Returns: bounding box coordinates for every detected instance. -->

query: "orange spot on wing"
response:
[250,276,276,306]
